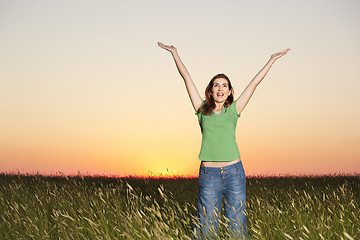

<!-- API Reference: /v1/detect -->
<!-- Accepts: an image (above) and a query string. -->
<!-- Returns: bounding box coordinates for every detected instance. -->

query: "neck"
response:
[214,102,225,111]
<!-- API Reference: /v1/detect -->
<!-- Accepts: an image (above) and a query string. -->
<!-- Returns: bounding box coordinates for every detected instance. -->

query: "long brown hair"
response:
[199,73,234,115]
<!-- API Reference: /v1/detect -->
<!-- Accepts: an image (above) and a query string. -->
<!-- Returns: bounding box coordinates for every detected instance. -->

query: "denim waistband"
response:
[199,161,242,174]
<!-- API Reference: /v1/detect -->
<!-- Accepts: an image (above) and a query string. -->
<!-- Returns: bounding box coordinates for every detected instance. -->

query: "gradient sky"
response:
[1,0,359,177]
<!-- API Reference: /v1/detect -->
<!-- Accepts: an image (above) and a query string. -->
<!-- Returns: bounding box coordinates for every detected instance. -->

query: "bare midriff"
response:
[201,158,241,168]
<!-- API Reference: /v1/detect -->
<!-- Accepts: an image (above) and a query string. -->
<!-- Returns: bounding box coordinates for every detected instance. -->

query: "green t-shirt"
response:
[195,100,241,161]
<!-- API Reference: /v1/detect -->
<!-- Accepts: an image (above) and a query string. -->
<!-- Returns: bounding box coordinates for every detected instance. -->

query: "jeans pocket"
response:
[199,171,207,187]
[236,164,246,182]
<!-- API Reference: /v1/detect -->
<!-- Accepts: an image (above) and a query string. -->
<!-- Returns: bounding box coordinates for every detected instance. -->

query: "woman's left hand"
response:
[270,48,291,61]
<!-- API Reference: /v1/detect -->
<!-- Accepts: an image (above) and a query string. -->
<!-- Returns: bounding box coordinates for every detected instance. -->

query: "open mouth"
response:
[217,93,224,97]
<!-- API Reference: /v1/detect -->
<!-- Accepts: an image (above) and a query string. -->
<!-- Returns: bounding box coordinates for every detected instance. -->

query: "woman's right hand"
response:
[158,42,177,53]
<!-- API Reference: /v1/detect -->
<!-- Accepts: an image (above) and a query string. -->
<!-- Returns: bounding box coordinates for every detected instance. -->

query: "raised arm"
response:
[158,42,203,111]
[236,48,291,114]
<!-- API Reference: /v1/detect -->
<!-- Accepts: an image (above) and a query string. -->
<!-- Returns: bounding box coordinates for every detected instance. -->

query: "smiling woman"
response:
[158,41,290,239]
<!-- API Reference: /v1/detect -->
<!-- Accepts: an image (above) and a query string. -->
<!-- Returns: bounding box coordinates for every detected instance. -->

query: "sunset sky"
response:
[1,0,359,177]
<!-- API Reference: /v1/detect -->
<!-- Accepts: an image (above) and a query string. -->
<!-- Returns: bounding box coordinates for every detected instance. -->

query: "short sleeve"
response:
[195,100,206,115]
[231,101,241,118]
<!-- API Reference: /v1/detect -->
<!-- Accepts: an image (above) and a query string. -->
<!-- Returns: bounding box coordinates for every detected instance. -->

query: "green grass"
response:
[0,173,359,239]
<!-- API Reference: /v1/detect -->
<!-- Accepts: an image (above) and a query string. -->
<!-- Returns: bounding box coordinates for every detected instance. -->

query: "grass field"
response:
[0,173,359,239]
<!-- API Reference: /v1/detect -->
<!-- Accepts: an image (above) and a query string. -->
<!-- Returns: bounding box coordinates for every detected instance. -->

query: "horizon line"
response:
[1,170,359,179]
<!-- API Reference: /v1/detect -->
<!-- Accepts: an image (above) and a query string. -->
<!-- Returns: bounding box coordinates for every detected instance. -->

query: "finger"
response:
[158,42,169,49]
[283,48,291,53]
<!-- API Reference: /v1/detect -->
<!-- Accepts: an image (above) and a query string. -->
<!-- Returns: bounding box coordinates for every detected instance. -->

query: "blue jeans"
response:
[193,161,249,239]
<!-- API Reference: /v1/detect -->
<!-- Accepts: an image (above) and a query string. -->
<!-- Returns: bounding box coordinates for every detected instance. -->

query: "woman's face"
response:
[211,78,232,103]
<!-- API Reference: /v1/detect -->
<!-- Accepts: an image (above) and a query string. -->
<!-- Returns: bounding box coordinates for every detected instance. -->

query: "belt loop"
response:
[235,162,239,171]
[204,166,207,174]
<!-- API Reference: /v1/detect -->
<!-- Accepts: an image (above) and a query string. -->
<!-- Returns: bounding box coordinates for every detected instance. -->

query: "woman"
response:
[158,42,290,239]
